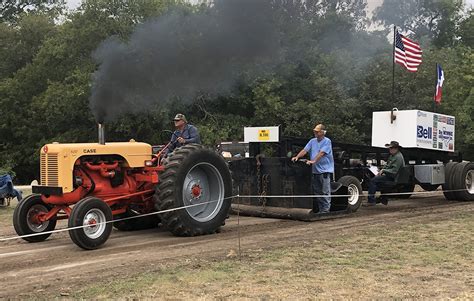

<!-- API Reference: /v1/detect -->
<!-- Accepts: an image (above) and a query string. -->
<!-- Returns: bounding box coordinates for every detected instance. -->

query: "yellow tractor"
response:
[13,125,232,249]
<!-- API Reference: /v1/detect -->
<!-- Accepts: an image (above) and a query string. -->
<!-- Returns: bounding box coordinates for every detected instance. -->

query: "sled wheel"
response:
[443,162,458,200]
[154,144,232,236]
[13,194,57,242]
[452,162,474,201]
[337,176,364,212]
[68,197,113,250]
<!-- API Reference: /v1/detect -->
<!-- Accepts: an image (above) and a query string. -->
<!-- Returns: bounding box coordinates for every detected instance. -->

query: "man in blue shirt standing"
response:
[167,113,201,154]
[291,124,334,214]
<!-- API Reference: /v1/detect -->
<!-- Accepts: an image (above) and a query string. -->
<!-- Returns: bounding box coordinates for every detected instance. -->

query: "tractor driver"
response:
[291,124,334,214]
[167,113,201,154]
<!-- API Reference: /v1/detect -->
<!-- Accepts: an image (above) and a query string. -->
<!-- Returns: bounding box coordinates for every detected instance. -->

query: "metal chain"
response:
[255,155,269,209]
[256,158,261,203]
[261,174,269,209]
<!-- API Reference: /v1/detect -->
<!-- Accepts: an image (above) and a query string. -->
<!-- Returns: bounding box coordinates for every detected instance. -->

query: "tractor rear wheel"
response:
[68,197,113,250]
[154,144,232,236]
[13,194,57,242]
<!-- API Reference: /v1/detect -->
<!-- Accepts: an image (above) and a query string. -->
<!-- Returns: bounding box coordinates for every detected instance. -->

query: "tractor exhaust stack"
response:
[98,123,105,145]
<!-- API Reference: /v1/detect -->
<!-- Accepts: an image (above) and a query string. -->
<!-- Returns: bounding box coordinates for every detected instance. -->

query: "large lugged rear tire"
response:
[68,197,113,250]
[154,144,232,236]
[337,176,364,212]
[13,194,57,242]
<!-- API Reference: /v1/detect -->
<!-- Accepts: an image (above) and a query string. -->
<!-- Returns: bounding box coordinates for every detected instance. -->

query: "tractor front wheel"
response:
[68,197,113,250]
[13,194,57,242]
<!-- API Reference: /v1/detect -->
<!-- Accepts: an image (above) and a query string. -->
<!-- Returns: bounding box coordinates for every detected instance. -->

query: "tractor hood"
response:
[40,141,153,168]
[39,141,153,193]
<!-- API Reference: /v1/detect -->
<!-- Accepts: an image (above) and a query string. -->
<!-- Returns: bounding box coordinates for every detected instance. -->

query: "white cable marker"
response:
[238,188,467,198]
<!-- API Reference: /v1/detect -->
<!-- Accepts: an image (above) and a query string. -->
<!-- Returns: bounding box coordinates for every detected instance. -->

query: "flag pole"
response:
[433,63,437,113]
[391,25,396,123]
[392,25,396,109]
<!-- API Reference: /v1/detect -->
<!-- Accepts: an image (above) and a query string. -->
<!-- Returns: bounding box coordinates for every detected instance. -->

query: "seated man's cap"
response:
[173,113,187,122]
[385,141,400,148]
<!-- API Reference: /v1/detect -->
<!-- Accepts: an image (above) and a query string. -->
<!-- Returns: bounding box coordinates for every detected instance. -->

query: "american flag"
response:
[394,31,422,72]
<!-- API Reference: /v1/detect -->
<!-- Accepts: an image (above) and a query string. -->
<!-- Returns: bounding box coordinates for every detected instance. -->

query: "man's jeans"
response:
[312,173,331,213]
[368,174,395,203]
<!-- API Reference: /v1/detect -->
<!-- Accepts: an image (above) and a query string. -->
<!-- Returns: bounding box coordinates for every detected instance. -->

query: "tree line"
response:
[0,0,473,183]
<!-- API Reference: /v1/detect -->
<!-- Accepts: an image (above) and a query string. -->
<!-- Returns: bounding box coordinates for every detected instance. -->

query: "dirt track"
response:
[0,193,473,298]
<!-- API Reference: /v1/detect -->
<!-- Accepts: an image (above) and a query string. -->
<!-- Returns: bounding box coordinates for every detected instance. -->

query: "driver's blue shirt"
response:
[303,137,334,174]
[168,124,201,153]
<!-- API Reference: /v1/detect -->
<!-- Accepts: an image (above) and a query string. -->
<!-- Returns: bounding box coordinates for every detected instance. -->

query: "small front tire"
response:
[68,197,113,250]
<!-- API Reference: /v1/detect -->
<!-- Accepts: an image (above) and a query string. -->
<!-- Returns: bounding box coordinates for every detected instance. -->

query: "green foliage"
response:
[0,0,65,24]
[0,160,16,178]
[0,0,473,183]
[458,9,474,47]
[373,0,464,47]
[0,13,56,78]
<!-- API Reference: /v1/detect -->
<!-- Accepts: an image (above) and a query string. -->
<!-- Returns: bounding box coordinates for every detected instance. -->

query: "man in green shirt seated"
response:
[365,141,405,206]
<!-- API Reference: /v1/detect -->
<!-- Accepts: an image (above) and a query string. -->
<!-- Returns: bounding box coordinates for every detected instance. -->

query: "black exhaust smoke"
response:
[89,0,282,122]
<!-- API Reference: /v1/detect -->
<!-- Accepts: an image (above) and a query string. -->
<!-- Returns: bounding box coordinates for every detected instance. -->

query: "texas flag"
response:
[434,64,444,104]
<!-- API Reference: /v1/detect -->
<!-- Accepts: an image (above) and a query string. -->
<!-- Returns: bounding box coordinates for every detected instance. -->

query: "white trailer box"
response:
[372,110,455,152]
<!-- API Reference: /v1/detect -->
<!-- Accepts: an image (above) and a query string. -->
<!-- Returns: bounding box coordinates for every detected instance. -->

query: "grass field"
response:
[72,211,474,299]
[0,206,14,224]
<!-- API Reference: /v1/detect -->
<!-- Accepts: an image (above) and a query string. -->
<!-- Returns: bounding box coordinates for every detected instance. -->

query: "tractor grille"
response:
[40,153,59,186]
